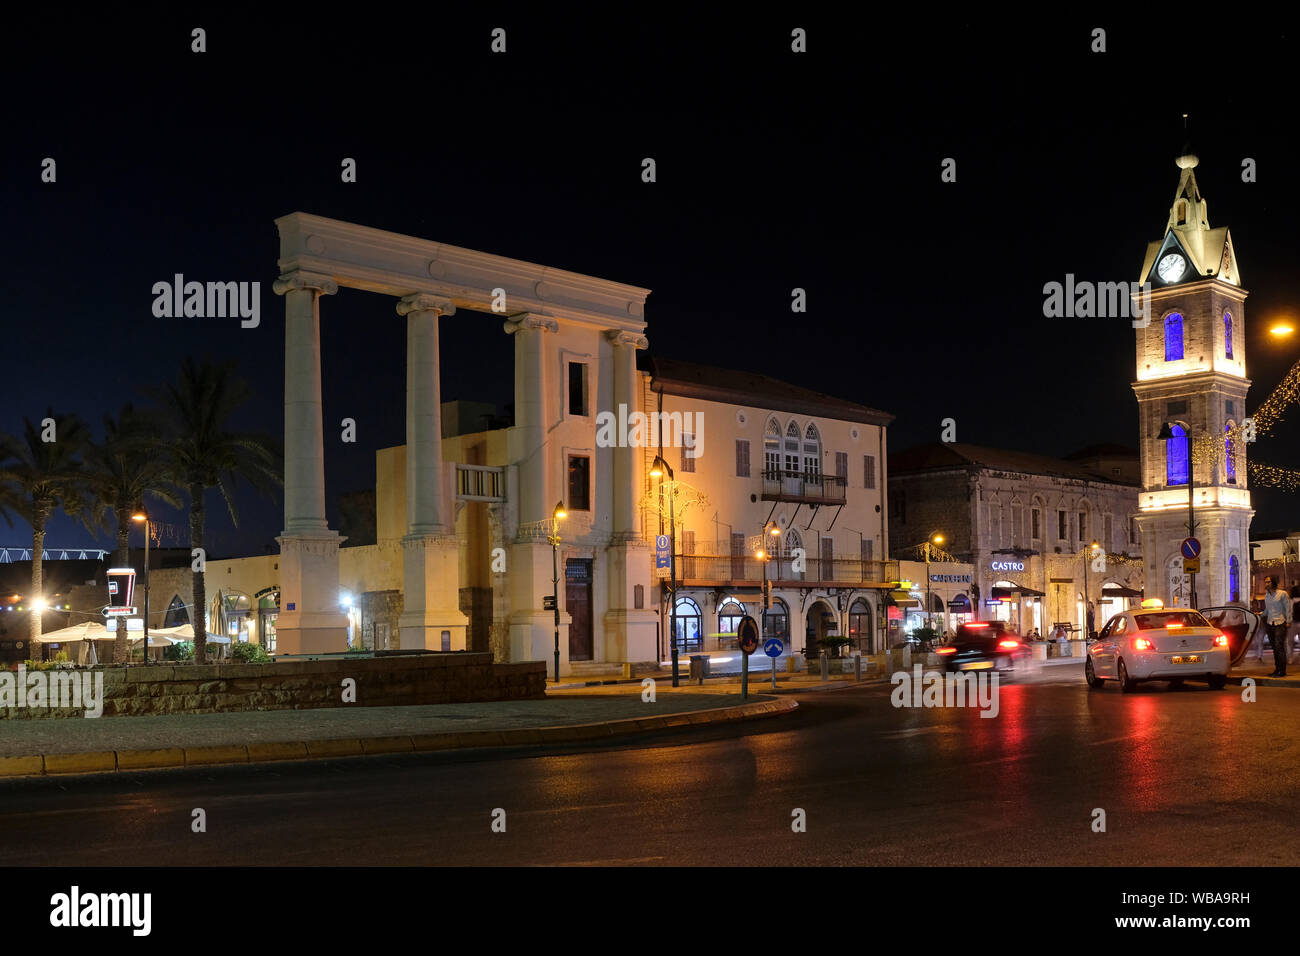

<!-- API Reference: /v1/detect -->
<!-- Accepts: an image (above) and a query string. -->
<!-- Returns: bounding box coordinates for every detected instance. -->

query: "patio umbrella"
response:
[33,621,112,643]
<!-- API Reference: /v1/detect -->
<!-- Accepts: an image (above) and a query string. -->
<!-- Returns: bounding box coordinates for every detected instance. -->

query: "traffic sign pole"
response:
[741,647,748,702]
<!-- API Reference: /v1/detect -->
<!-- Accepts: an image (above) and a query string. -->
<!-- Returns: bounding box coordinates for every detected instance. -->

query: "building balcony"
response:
[455,464,505,502]
[670,555,898,589]
[760,469,847,505]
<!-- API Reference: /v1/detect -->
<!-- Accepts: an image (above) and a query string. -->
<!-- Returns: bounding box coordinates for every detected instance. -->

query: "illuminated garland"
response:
[1248,461,1300,491]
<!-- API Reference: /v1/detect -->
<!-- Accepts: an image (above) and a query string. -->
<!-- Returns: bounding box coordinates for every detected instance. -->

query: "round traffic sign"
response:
[1181,537,1201,559]
[763,638,784,658]
[737,616,761,654]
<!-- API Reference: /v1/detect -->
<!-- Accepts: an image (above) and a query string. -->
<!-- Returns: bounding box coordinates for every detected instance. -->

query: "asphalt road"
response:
[2,665,1298,866]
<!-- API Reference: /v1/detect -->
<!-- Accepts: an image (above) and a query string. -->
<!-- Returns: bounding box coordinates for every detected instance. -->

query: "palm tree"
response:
[84,405,182,663]
[146,359,282,664]
[0,412,94,645]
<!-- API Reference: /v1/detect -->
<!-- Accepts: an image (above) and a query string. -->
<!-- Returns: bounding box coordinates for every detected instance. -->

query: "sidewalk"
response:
[0,690,795,778]
[1229,659,1300,688]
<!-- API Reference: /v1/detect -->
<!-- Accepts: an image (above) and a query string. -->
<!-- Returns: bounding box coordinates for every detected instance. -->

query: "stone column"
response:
[397,294,467,650]
[602,330,658,671]
[503,313,565,669]
[272,270,348,654]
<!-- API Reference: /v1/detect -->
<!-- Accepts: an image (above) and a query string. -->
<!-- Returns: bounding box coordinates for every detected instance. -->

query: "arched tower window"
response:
[1164,313,1184,361]
[1224,311,1233,359]
[1225,421,1237,483]
[1229,555,1241,603]
[1166,424,1189,486]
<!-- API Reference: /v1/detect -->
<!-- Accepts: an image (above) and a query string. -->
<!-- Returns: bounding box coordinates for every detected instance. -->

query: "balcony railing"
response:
[455,464,505,502]
[760,469,847,504]
[672,555,898,587]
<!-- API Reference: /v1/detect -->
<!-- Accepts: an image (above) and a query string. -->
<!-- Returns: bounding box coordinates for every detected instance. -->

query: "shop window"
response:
[673,596,702,651]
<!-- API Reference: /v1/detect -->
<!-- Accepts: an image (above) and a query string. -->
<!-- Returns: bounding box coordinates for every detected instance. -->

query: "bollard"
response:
[854,652,862,681]
[820,649,829,682]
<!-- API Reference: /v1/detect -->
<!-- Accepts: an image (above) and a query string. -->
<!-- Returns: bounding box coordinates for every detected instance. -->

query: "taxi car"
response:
[1085,602,1230,692]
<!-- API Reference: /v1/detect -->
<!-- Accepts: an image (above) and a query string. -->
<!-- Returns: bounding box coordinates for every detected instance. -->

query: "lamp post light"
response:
[1084,539,1100,638]
[756,524,781,642]
[131,510,150,664]
[549,502,566,682]
[650,455,679,687]
[925,533,945,635]
[1157,421,1197,608]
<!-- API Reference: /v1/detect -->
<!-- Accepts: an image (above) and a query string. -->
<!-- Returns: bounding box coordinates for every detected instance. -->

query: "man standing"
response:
[1263,576,1291,678]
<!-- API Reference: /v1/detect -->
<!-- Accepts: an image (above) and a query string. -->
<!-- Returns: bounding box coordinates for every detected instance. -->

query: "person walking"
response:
[1263,576,1291,677]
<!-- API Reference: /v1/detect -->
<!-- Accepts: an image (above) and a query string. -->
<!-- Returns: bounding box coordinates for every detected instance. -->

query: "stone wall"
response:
[1,652,547,719]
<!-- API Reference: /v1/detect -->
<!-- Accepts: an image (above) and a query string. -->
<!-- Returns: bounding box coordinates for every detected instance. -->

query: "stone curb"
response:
[0,697,797,779]
[1229,674,1300,689]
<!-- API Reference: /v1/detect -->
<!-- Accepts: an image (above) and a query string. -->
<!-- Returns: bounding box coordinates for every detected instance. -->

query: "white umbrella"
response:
[34,621,112,643]
[151,623,231,644]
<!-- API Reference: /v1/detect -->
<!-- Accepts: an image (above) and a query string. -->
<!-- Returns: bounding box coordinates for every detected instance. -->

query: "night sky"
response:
[5,13,1300,556]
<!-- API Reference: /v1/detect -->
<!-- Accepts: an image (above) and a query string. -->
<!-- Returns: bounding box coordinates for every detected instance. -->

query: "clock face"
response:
[1157,252,1186,283]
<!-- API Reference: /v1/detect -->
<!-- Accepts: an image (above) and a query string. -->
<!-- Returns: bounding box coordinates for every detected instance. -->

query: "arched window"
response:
[673,596,702,651]
[163,595,189,627]
[1166,423,1189,486]
[849,598,873,653]
[764,418,781,478]
[783,528,804,580]
[1164,313,1184,361]
[1225,421,1237,482]
[1225,312,1233,359]
[718,598,746,643]
[765,598,789,643]
[783,422,801,477]
[1229,555,1241,603]
[803,423,822,485]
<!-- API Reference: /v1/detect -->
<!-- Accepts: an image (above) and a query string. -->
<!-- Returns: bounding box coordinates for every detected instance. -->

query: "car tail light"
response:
[1214,632,1228,646]
[1134,637,1153,651]
[936,646,956,655]
[998,639,1019,650]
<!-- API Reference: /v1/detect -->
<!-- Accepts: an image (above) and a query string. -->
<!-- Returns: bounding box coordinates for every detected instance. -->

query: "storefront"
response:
[898,561,976,638]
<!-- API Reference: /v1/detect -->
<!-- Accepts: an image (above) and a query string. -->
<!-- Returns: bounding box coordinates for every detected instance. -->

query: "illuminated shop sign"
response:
[990,561,1025,572]
[929,574,972,583]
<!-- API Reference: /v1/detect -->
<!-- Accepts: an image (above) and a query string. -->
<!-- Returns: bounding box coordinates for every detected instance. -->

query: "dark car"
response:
[936,621,1030,673]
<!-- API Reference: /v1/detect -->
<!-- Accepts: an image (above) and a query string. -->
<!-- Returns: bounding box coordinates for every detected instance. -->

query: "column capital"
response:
[504,312,559,335]
[604,329,649,349]
[273,270,338,296]
[397,293,457,317]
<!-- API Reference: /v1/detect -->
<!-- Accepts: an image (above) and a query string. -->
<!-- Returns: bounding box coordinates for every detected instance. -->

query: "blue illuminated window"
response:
[1225,422,1236,482]
[1166,424,1189,486]
[1165,313,1184,361]
[1229,555,1240,603]
[1225,312,1233,359]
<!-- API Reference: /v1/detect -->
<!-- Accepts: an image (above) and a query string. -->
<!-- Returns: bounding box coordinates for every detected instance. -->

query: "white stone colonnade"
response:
[271,212,652,660]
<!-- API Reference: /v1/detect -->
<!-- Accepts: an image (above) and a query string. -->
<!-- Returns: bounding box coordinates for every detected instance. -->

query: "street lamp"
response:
[925,533,945,635]
[132,510,150,664]
[549,501,566,682]
[650,455,680,687]
[1084,539,1100,638]
[1157,421,1197,608]
[756,523,781,642]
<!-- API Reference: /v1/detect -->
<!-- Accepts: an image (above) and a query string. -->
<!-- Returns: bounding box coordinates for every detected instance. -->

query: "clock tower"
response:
[1133,150,1253,608]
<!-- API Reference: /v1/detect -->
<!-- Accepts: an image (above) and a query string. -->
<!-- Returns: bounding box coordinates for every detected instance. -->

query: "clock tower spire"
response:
[1133,150,1253,609]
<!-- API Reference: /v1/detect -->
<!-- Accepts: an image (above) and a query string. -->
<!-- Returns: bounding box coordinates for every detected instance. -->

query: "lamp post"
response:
[756,523,781,640]
[650,456,679,687]
[1084,539,1099,638]
[131,510,150,664]
[925,533,945,635]
[1157,421,1197,608]
[548,502,566,682]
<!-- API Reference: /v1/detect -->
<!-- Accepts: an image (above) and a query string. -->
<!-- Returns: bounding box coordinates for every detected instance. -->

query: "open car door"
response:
[1199,605,1262,667]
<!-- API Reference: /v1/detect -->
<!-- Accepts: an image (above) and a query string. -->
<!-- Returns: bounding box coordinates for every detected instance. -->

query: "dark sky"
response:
[4,12,1300,556]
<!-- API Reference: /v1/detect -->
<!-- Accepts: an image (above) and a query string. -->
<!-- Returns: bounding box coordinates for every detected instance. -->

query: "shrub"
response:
[163,640,195,662]
[231,642,271,663]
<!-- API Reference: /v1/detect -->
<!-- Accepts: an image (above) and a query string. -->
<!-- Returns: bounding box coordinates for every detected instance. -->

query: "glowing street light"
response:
[550,501,566,681]
[132,510,152,663]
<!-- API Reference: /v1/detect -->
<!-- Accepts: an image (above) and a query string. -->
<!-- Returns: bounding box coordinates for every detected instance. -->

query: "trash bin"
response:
[688,655,710,682]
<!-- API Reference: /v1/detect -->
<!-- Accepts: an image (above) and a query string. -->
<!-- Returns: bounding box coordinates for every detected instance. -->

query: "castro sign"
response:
[990,560,1025,572]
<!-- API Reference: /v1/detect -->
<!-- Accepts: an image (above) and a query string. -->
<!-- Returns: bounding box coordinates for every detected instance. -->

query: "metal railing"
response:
[455,464,505,501]
[760,469,847,503]
[674,555,898,586]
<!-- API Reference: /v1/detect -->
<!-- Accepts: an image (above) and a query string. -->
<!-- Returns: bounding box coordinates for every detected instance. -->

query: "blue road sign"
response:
[1181,537,1201,560]
[764,638,784,658]
[655,534,671,569]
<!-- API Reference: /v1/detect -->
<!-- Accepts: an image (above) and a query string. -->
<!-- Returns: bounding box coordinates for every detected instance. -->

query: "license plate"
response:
[1170,655,1202,664]
[958,661,993,670]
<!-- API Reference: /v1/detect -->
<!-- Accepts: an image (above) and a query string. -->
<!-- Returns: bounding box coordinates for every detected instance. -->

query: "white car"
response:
[1086,605,1230,692]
